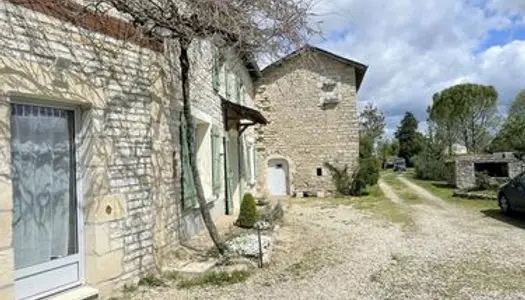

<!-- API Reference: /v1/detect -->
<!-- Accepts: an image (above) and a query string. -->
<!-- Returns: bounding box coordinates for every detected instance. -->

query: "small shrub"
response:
[324,162,354,196]
[235,193,258,228]
[138,275,166,287]
[325,157,380,197]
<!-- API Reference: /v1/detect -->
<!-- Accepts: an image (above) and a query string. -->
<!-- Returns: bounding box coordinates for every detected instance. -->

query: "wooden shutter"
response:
[225,69,231,99]
[246,143,252,182]
[211,127,221,192]
[180,113,197,209]
[212,55,220,91]
[235,76,241,103]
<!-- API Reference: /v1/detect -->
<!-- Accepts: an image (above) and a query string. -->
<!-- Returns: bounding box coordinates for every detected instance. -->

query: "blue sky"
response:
[309,0,525,136]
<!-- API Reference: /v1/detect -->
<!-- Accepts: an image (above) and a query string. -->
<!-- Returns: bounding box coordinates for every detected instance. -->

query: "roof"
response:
[261,45,368,91]
[221,98,268,125]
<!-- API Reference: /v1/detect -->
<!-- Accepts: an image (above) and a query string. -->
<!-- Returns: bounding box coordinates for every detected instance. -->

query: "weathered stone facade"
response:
[455,153,525,190]
[0,2,179,298]
[0,2,261,299]
[254,47,366,197]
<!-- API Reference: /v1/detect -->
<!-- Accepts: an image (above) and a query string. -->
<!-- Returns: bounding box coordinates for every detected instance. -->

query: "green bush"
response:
[235,193,258,228]
[475,171,492,191]
[324,163,354,196]
[412,154,454,183]
[325,157,380,197]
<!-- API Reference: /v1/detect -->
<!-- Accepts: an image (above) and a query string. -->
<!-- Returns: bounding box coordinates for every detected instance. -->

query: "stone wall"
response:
[455,153,525,190]
[0,3,179,299]
[254,51,360,197]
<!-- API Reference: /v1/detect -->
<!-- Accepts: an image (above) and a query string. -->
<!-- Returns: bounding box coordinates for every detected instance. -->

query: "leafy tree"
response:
[377,138,399,166]
[508,89,525,119]
[430,83,498,153]
[360,103,385,142]
[412,136,453,182]
[491,91,525,155]
[395,112,423,165]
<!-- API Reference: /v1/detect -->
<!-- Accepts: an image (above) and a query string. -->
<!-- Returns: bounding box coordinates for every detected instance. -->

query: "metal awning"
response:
[221,98,268,132]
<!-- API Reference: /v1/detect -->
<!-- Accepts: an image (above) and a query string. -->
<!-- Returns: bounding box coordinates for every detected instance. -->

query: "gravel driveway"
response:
[131,181,525,300]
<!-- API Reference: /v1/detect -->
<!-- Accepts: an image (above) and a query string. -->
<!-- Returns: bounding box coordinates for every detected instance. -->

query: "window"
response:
[11,103,79,269]
[317,168,323,176]
[211,126,222,193]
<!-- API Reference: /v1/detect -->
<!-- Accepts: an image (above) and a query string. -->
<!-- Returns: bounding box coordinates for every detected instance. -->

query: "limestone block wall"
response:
[254,52,360,196]
[455,154,525,190]
[0,3,181,298]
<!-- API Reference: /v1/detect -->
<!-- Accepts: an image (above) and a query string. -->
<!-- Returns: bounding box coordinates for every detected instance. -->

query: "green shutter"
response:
[224,139,234,214]
[253,146,257,180]
[235,77,241,103]
[212,56,220,91]
[240,85,246,105]
[211,127,221,192]
[246,144,252,182]
[180,113,197,209]
[225,69,231,99]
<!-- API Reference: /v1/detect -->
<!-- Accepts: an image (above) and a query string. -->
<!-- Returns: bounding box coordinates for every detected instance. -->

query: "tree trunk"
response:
[179,38,227,254]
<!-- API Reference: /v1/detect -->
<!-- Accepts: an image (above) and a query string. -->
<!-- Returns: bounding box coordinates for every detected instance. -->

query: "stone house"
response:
[0,1,265,300]
[454,153,525,190]
[254,46,367,197]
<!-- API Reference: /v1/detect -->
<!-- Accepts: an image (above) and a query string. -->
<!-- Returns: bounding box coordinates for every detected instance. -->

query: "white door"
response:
[10,103,83,300]
[268,160,287,196]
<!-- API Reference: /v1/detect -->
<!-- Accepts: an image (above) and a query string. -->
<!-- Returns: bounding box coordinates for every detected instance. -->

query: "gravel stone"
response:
[129,182,525,300]
[226,234,271,258]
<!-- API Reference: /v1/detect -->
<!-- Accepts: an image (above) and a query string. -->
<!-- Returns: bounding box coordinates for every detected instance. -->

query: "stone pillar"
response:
[0,97,14,299]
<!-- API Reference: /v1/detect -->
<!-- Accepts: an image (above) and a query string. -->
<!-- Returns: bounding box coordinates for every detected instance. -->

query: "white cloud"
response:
[487,0,525,16]
[307,0,525,135]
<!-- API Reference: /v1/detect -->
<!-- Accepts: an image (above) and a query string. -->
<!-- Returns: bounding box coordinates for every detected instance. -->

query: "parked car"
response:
[393,157,407,172]
[498,171,525,214]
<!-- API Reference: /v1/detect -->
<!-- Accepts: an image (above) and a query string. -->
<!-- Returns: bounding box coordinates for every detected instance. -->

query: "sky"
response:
[310,0,525,137]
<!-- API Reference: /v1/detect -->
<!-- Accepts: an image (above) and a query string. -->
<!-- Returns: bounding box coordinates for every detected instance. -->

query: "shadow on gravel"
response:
[481,209,525,230]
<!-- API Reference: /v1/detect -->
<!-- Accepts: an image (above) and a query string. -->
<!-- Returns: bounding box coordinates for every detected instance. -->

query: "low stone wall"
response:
[453,190,498,201]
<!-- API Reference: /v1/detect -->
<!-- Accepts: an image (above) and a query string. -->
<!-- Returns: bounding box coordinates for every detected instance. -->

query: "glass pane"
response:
[10,103,78,270]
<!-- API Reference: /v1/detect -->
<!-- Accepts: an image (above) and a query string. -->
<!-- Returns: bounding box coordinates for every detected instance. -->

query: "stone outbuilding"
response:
[254,46,367,197]
[454,152,525,190]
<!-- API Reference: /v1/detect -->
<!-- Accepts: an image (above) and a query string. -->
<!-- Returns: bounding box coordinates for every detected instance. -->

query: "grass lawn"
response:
[322,185,415,230]
[402,169,498,211]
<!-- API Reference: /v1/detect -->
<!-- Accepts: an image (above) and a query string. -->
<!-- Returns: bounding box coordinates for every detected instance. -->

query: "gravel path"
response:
[130,183,525,300]
[397,176,450,209]
[378,179,403,205]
